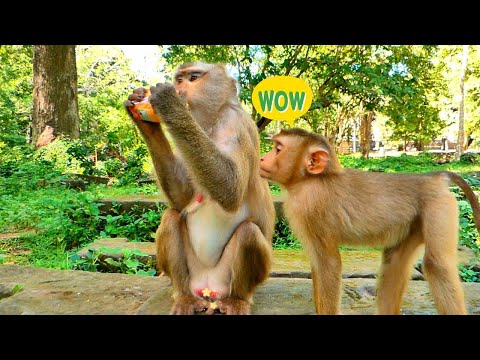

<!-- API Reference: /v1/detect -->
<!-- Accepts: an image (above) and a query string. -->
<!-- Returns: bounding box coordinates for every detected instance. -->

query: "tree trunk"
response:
[456,45,469,161]
[464,133,474,150]
[32,45,80,149]
[360,111,373,159]
[414,140,424,152]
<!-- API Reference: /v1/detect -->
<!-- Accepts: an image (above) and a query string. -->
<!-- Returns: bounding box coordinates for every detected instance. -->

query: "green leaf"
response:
[130,249,148,256]
[99,246,124,254]
[104,258,121,267]
[124,259,139,269]
[137,269,156,277]
[11,284,24,294]
[88,203,99,216]
[69,253,81,262]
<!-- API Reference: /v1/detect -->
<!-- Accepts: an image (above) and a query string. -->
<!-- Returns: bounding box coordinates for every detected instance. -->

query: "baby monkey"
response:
[260,128,480,315]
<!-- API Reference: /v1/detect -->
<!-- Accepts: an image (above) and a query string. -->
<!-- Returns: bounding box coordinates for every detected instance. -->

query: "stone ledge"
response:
[78,238,480,281]
[136,277,480,315]
[1,264,479,315]
[98,194,286,220]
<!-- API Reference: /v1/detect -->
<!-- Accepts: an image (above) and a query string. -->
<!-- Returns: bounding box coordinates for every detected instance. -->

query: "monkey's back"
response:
[284,169,455,248]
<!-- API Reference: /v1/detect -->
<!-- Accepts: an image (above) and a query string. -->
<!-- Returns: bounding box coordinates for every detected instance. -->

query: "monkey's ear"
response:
[306,147,329,175]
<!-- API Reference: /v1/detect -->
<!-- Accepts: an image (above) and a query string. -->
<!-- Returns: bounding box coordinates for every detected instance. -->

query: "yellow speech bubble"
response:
[252,76,313,127]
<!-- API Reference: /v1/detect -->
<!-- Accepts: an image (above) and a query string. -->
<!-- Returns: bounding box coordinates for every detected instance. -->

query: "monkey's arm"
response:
[149,84,247,212]
[124,98,195,211]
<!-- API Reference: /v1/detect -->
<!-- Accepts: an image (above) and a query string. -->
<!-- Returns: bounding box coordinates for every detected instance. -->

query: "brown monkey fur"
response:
[260,128,480,315]
[124,63,275,315]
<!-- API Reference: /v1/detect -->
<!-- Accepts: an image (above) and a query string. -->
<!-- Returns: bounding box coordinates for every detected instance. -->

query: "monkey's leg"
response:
[156,209,209,315]
[422,202,467,315]
[309,246,342,314]
[376,234,422,315]
[213,221,272,315]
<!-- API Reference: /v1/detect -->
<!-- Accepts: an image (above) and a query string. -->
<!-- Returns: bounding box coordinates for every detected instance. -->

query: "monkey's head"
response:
[260,128,342,187]
[174,62,238,113]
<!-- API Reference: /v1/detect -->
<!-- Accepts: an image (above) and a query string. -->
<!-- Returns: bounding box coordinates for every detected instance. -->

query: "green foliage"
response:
[259,131,273,156]
[456,198,480,254]
[460,152,480,164]
[339,153,440,173]
[0,45,33,146]
[436,46,480,141]
[339,152,480,174]
[75,46,153,184]
[103,158,123,177]
[35,136,150,183]
[37,197,164,250]
[66,139,103,176]
[0,145,64,199]
[94,182,159,197]
[36,137,85,174]
[163,45,448,147]
[269,183,282,195]
[116,145,150,185]
[69,249,100,272]
[70,247,157,276]
[458,265,480,283]
[379,46,446,149]
[100,202,165,242]
[0,144,161,259]
[0,232,73,269]
[76,45,137,145]
[37,192,103,249]
[273,218,302,250]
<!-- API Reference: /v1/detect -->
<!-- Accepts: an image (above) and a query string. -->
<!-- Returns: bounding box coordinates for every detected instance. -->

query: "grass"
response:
[339,152,480,174]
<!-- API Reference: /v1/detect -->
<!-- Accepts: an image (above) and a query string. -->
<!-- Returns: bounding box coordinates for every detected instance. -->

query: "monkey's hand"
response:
[124,87,161,136]
[123,87,148,117]
[148,83,188,127]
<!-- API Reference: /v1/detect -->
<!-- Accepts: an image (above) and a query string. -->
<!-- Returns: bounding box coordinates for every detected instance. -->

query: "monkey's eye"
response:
[176,76,184,84]
[190,74,199,81]
[275,145,283,154]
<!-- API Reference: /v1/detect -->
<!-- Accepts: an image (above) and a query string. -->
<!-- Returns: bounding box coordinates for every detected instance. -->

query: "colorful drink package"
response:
[131,90,162,123]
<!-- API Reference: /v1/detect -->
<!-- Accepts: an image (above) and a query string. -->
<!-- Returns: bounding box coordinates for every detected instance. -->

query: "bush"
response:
[36,137,84,174]
[100,202,166,242]
[273,218,302,250]
[460,152,480,164]
[103,158,123,177]
[117,145,149,185]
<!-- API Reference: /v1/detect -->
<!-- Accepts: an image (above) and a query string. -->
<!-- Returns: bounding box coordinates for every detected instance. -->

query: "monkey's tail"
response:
[444,171,480,232]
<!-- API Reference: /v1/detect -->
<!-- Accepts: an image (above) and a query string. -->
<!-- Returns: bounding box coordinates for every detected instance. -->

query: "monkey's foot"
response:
[216,298,251,315]
[169,295,210,315]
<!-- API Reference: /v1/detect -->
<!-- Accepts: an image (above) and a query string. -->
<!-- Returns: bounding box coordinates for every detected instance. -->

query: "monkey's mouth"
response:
[259,168,271,179]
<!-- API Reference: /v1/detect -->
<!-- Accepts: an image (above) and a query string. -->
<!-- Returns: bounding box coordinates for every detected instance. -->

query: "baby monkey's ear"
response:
[305,146,329,175]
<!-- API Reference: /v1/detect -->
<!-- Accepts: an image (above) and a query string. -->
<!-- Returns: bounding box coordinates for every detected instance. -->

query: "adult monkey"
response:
[260,128,479,315]
[124,62,275,315]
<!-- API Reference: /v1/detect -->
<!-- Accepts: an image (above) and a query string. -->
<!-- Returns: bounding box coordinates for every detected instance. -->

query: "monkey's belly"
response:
[187,202,249,268]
